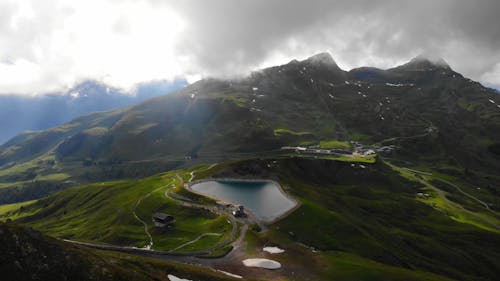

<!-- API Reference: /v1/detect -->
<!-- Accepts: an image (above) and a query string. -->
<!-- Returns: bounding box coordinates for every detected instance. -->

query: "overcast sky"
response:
[1,0,500,95]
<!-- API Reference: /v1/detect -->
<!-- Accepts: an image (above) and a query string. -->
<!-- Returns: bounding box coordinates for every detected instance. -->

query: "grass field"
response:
[0,168,232,252]
[283,153,377,163]
[273,128,312,136]
[319,139,351,149]
[2,157,499,281]
[213,158,500,281]
[0,200,38,220]
[385,162,500,234]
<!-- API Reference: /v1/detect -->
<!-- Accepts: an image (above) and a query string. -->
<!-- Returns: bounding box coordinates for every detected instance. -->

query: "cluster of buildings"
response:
[281,144,376,157]
[216,201,247,218]
[281,146,352,155]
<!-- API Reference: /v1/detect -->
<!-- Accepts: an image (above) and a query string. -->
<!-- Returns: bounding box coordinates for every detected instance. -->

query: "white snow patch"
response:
[252,87,259,91]
[243,258,281,269]
[345,81,350,85]
[263,246,285,254]
[359,165,366,169]
[217,270,243,279]
[328,94,334,99]
[168,274,192,281]
[310,78,314,83]
[386,83,413,87]
[70,91,80,98]
[489,99,496,104]
[190,93,195,99]
[386,83,404,87]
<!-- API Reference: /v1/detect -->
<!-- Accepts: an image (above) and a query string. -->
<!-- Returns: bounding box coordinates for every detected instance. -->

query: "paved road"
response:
[435,178,492,211]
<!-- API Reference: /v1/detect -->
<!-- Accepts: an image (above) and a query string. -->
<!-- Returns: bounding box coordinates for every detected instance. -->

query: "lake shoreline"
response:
[185,178,300,224]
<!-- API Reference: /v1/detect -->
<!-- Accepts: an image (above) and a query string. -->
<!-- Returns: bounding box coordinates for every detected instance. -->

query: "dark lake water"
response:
[189,180,297,222]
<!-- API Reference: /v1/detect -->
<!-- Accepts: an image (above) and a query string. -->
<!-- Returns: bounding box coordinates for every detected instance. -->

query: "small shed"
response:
[152,212,175,227]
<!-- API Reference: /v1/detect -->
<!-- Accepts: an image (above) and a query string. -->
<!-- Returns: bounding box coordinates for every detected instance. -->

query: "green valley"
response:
[1,53,499,281]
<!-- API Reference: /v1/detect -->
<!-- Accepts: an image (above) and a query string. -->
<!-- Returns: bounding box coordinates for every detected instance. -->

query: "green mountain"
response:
[0,53,499,203]
[1,53,500,280]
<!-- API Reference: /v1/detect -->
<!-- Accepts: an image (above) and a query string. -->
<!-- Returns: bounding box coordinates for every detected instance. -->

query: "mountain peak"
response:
[306,52,336,64]
[395,54,451,71]
[411,54,450,67]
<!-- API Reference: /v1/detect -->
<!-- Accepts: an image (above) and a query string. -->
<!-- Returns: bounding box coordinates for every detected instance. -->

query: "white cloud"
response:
[0,0,186,95]
[1,0,500,95]
[481,63,500,88]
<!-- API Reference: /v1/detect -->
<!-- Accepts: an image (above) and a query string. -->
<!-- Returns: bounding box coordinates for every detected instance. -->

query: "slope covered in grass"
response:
[2,157,499,281]
[2,53,500,206]
[212,158,500,281]
[1,169,231,251]
[0,222,236,281]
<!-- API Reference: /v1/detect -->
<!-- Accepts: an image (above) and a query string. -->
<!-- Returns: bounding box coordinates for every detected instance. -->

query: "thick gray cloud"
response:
[167,0,500,87]
[1,0,500,95]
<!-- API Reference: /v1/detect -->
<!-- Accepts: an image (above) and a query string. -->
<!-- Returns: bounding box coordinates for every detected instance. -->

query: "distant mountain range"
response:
[0,79,187,144]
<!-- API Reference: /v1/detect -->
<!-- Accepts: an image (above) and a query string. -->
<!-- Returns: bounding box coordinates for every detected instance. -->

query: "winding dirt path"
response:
[169,232,223,252]
[132,180,174,249]
[64,163,259,277]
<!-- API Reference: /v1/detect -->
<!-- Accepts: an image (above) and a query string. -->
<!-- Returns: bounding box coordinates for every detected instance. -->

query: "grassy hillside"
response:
[212,158,500,281]
[1,53,500,205]
[3,157,499,281]
[1,167,232,252]
[0,222,238,281]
